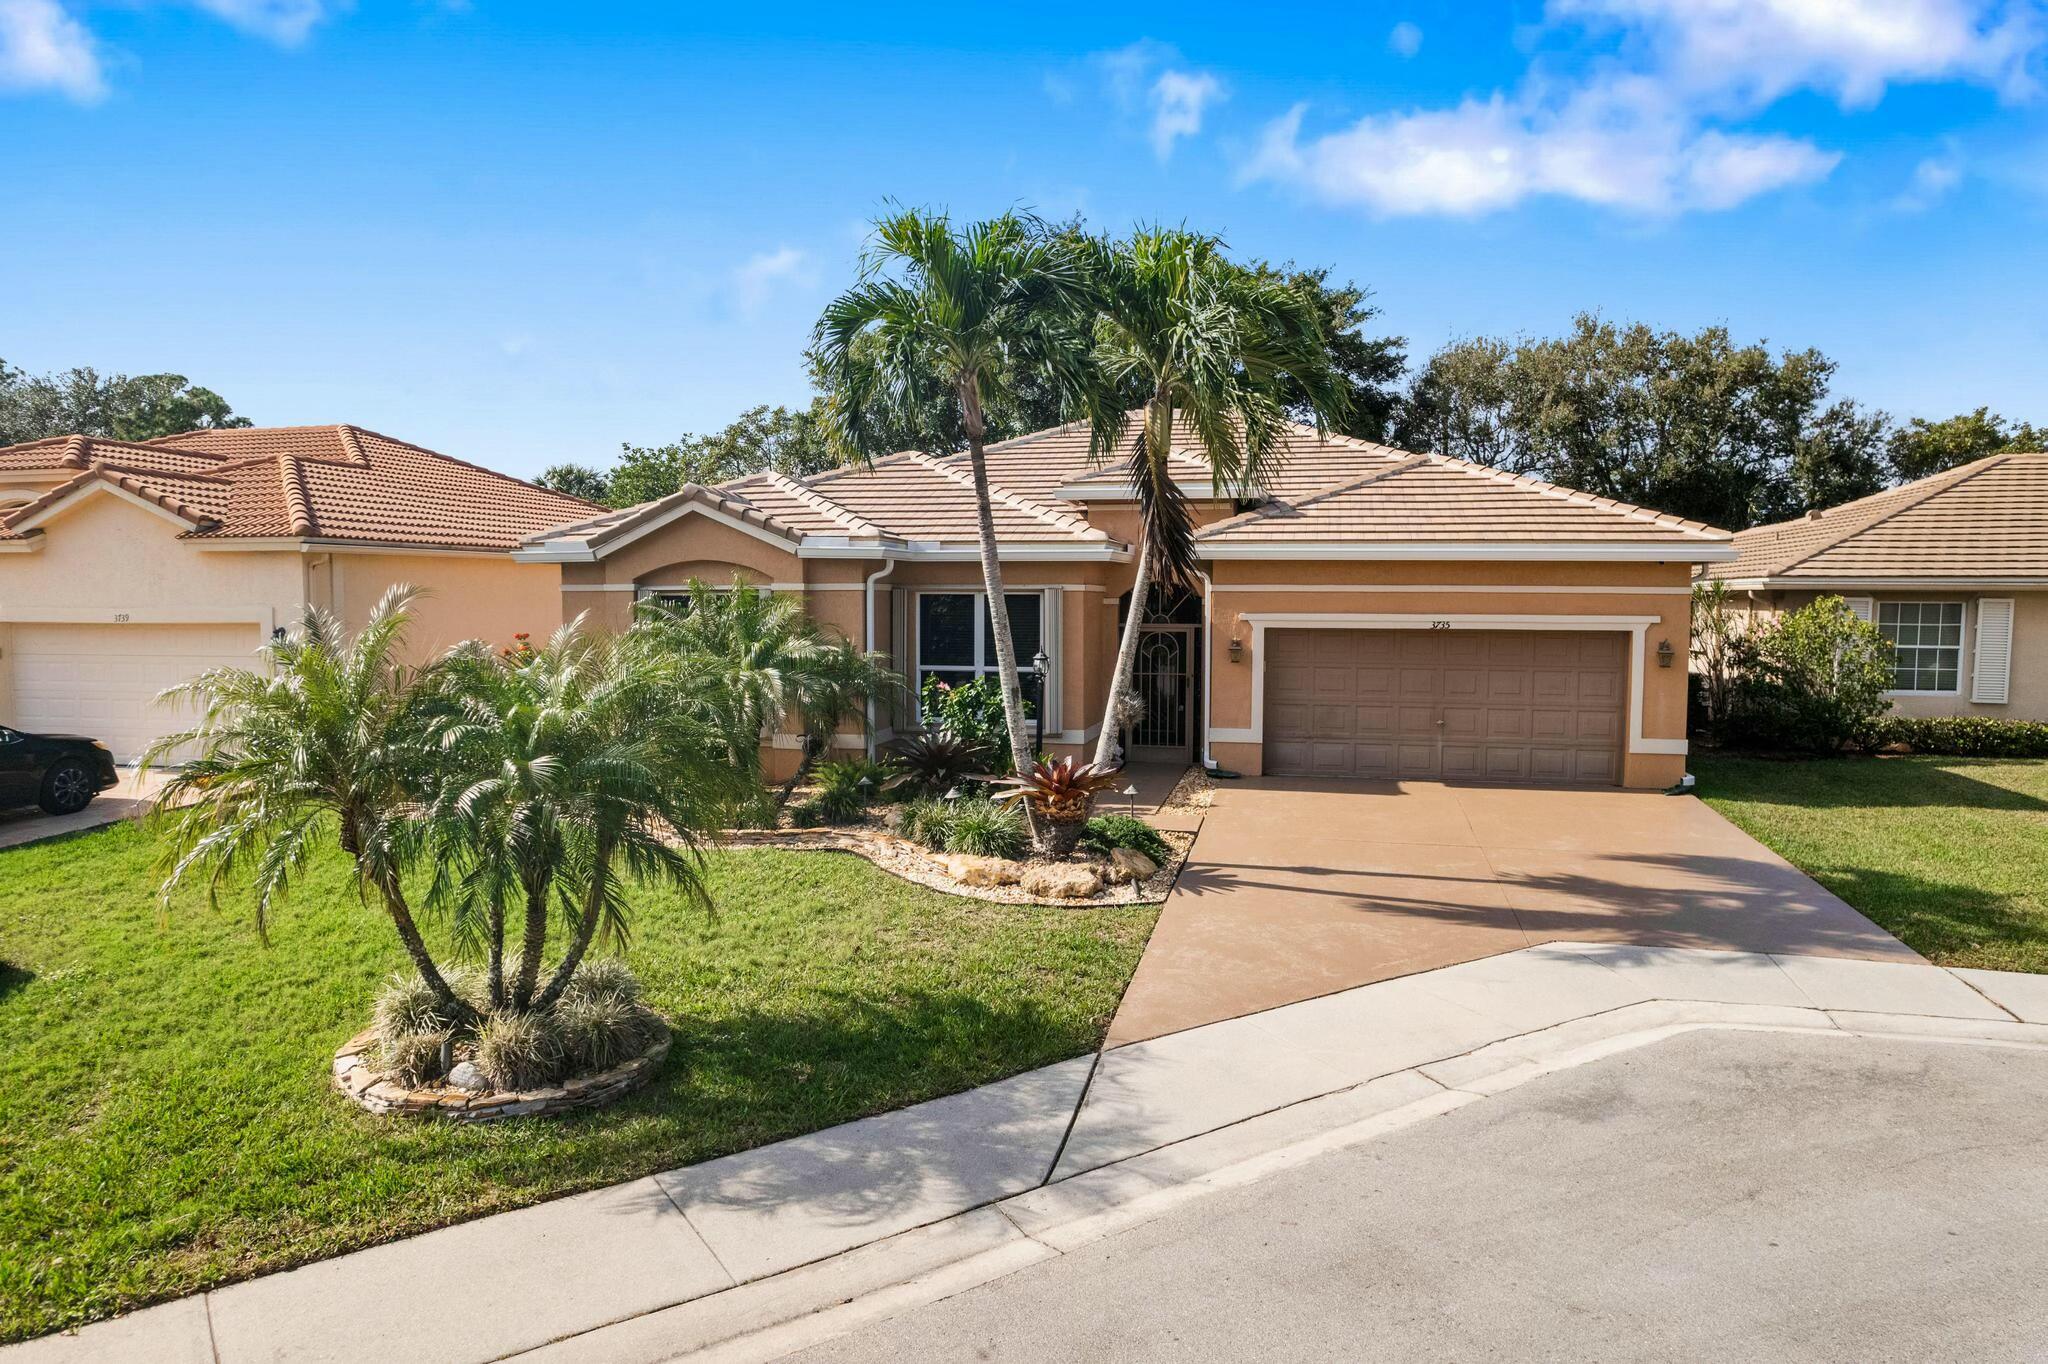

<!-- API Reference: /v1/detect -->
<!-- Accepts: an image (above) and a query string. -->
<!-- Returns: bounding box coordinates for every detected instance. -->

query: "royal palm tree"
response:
[635,579,900,806]
[430,619,744,1014]
[1078,229,1350,769]
[813,208,1089,778]
[145,587,477,1021]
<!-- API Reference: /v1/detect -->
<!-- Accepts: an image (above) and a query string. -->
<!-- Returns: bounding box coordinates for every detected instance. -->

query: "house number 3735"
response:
[1428,620,1452,630]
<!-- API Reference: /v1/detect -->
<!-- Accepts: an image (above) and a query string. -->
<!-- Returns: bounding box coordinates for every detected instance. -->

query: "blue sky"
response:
[5,0,2046,478]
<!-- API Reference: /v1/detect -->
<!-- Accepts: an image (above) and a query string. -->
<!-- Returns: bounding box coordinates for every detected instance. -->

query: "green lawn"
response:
[0,822,1158,1343]
[1694,754,2048,974]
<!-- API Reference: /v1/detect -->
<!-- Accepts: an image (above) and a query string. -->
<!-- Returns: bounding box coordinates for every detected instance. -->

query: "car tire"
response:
[38,758,98,816]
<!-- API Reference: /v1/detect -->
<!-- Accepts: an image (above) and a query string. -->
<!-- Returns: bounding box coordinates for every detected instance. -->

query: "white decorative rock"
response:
[447,1061,490,1092]
[1020,863,1104,900]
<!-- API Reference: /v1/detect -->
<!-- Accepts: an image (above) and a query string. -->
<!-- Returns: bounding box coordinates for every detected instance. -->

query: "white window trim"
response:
[1876,599,1966,698]
[1206,612,1684,758]
[911,588,1052,724]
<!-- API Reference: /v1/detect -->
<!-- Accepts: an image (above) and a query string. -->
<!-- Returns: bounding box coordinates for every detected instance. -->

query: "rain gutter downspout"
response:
[864,557,898,758]
[1197,566,1217,770]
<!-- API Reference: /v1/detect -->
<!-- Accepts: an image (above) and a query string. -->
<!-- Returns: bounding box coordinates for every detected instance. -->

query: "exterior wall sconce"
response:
[1229,636,1245,663]
[1656,639,1675,668]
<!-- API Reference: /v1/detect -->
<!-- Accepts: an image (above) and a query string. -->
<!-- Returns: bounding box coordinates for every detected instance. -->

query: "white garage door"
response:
[8,622,265,764]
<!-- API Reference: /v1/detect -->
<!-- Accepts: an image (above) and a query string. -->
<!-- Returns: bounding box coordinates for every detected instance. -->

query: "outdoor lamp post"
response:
[1031,649,1049,759]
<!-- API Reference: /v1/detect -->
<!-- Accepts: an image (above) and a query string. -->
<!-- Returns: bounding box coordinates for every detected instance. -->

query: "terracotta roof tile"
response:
[0,425,602,551]
[1708,452,2048,582]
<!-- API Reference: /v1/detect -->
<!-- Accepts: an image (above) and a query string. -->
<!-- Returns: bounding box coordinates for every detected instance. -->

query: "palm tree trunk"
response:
[376,872,477,1026]
[773,731,828,810]
[487,902,506,1009]
[511,880,548,1010]
[1094,536,1153,770]
[960,383,1035,777]
[534,839,612,1012]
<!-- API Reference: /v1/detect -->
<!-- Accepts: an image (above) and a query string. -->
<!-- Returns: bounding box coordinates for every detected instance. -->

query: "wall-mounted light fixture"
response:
[1656,639,1675,668]
[1228,635,1245,663]
[272,626,288,644]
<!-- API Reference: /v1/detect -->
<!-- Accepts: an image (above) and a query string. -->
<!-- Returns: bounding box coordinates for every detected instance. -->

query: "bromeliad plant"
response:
[992,757,1126,857]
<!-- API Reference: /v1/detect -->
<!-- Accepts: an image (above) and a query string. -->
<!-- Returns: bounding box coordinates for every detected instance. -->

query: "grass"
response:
[1694,754,2048,974]
[0,822,1158,1342]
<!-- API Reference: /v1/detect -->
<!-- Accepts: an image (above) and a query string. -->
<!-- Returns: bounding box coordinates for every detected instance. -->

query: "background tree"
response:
[1887,407,2047,483]
[1077,228,1348,769]
[814,208,1089,780]
[533,463,612,503]
[1,359,253,445]
[1248,262,1405,441]
[1390,315,1889,530]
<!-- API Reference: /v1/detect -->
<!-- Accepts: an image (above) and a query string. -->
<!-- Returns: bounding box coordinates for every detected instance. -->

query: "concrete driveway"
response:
[0,767,163,852]
[1112,777,1915,1045]
[792,1028,2048,1364]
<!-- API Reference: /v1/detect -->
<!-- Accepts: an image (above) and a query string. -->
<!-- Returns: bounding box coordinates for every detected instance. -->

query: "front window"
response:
[916,592,1042,698]
[1878,601,1963,693]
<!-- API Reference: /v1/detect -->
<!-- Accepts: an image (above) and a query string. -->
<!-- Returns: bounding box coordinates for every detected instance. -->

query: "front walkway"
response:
[13,946,2046,1363]
[1108,777,1916,1045]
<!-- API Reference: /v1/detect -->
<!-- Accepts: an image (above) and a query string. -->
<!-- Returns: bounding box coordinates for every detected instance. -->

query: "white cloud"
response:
[1245,0,2042,217]
[1894,145,1966,209]
[0,0,103,102]
[732,246,817,312]
[190,0,345,46]
[1557,0,2044,108]
[1388,20,1424,58]
[1088,40,1226,160]
[1245,76,1837,216]
[1149,68,1223,158]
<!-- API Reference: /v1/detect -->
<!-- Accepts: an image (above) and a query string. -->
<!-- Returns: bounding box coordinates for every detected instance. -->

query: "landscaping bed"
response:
[1694,754,2048,974]
[0,822,1158,1343]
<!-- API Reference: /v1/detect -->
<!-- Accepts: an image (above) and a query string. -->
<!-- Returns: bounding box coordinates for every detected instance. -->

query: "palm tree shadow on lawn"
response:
[0,960,31,1003]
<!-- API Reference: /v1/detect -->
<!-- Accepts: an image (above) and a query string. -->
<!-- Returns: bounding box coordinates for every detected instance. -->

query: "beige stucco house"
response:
[516,418,1735,789]
[0,425,597,761]
[1703,450,2048,720]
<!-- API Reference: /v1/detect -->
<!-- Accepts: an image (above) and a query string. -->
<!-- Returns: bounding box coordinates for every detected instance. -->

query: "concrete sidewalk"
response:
[13,945,2048,1364]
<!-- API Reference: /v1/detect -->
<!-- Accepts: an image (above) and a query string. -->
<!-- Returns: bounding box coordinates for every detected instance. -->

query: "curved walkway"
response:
[1108,778,1916,1045]
[13,943,2045,1364]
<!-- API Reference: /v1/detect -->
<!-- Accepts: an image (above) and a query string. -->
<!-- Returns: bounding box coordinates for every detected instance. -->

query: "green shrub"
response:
[370,969,482,1083]
[728,786,781,830]
[896,796,953,850]
[474,1009,566,1091]
[564,956,644,1007]
[1873,715,2048,757]
[1723,596,1895,754]
[939,797,1028,859]
[1077,814,1170,864]
[554,992,659,1074]
[803,757,893,824]
[918,676,1030,773]
[886,731,989,798]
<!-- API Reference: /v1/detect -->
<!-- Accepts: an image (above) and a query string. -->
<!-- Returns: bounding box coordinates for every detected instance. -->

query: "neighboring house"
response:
[0,425,598,762]
[516,417,1734,789]
[1703,451,2048,720]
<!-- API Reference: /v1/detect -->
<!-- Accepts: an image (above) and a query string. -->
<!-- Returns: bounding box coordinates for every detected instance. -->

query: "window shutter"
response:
[1843,596,1875,623]
[1041,590,1063,735]
[1972,599,2015,705]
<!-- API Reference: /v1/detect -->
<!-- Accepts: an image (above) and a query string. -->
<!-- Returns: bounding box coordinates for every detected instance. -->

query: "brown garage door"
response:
[1263,629,1626,785]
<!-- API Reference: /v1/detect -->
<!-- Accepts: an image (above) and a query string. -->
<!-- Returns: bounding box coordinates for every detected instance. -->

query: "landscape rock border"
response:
[710,826,1195,907]
[332,1018,671,1122]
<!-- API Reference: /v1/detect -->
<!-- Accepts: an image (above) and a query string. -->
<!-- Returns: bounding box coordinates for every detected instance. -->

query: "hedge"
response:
[1872,715,2048,758]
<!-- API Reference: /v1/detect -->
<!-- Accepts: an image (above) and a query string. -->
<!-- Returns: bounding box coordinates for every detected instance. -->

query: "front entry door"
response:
[1127,627,1194,765]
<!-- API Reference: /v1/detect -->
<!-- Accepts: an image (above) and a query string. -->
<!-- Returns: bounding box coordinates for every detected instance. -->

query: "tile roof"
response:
[0,426,601,552]
[1706,451,2048,583]
[517,410,1732,561]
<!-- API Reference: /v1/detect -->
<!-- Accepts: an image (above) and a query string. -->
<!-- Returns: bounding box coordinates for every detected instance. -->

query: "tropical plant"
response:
[895,795,956,851]
[428,619,744,1013]
[1072,228,1349,770]
[1076,814,1170,864]
[144,587,478,1022]
[800,756,894,825]
[936,797,1030,859]
[814,208,1091,782]
[1690,580,1744,737]
[992,757,1128,856]
[917,675,1027,771]
[886,731,988,798]
[1723,596,1895,754]
[636,578,900,807]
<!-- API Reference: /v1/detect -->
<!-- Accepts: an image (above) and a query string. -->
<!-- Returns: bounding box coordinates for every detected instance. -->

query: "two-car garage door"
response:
[1263,629,1626,785]
[7,622,264,764]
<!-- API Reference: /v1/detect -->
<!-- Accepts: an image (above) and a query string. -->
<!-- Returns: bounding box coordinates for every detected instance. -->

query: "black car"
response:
[0,727,120,815]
